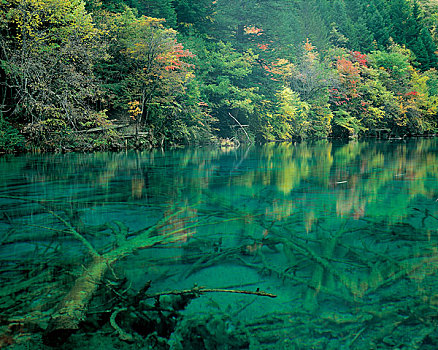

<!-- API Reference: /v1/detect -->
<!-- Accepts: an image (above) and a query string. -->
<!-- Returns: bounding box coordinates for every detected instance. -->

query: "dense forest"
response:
[1,0,438,152]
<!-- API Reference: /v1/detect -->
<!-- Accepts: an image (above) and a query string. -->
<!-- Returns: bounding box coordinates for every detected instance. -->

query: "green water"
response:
[1,139,438,349]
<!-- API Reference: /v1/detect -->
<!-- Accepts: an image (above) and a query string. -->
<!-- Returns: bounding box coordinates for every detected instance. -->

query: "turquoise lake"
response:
[0,139,438,349]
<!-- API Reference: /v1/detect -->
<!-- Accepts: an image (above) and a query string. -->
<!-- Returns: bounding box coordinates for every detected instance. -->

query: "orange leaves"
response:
[336,57,360,81]
[303,39,318,63]
[244,26,263,35]
[156,41,195,72]
[123,15,196,90]
[336,57,361,98]
[244,25,272,54]
[304,38,315,52]
[119,13,200,131]
[259,58,293,82]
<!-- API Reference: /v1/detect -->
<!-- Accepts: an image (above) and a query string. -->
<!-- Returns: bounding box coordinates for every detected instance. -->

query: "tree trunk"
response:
[43,256,108,346]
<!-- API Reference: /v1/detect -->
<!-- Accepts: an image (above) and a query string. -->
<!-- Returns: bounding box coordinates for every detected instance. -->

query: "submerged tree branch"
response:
[145,286,277,299]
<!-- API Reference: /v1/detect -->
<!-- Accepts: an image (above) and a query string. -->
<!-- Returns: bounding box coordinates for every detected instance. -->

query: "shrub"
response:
[0,118,26,153]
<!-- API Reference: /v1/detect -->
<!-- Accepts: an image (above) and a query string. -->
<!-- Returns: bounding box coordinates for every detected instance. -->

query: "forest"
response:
[1,0,438,152]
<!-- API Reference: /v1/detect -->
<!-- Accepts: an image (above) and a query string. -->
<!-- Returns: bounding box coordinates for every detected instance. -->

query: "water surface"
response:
[1,139,437,349]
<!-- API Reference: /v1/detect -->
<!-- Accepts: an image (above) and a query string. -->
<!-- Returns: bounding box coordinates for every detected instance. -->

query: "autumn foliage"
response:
[1,0,438,152]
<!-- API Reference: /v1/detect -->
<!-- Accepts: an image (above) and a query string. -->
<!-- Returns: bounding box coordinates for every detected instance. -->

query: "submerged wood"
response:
[144,286,277,298]
[43,256,108,345]
[4,186,436,348]
[43,208,191,346]
[42,201,274,344]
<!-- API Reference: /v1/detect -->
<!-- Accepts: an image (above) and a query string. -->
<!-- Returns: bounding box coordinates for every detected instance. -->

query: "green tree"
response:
[0,0,109,150]
[268,87,310,140]
[295,0,330,51]
[388,0,437,69]
[117,12,202,142]
[345,0,375,52]
[126,0,177,27]
[281,40,334,138]
[0,117,26,153]
[213,0,295,49]
[195,41,265,139]
[173,0,215,33]
[328,0,355,49]
[364,0,390,49]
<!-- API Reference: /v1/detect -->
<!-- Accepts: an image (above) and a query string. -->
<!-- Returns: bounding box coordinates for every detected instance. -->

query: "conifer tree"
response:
[364,0,390,49]
[296,0,330,51]
[351,17,375,52]
[173,0,215,33]
[410,1,438,69]
[387,0,437,69]
[328,0,355,49]
[126,0,177,27]
[387,0,412,44]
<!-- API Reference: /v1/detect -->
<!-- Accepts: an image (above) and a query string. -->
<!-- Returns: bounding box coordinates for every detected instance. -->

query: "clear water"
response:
[1,139,438,349]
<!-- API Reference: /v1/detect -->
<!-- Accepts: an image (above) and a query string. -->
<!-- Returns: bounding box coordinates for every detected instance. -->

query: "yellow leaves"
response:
[269,58,294,81]
[411,69,429,91]
[277,87,309,122]
[137,15,167,29]
[4,0,99,45]
[276,58,290,66]
[367,106,385,120]
[185,72,195,81]
[123,15,194,91]
[6,0,43,42]
[128,100,142,120]
[271,87,313,139]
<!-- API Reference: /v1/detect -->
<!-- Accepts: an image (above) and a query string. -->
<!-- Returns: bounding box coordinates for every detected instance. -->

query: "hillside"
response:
[1,0,438,151]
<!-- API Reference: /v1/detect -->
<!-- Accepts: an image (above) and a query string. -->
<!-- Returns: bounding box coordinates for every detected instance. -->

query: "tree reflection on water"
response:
[0,139,437,349]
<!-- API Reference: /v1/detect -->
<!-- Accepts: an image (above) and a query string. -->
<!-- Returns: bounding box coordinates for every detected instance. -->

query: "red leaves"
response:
[336,56,361,98]
[329,87,362,107]
[351,51,368,67]
[405,90,418,97]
